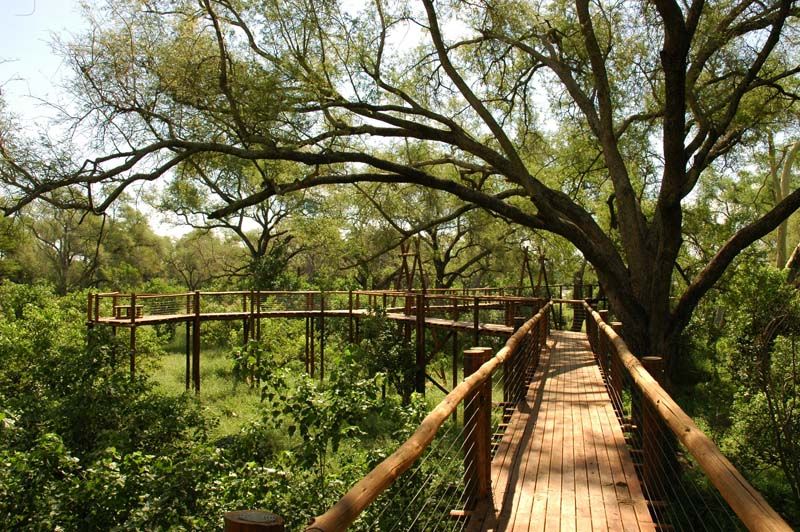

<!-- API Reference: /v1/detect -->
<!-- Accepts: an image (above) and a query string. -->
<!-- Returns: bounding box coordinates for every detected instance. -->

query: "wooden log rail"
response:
[582,301,792,532]
[304,302,552,532]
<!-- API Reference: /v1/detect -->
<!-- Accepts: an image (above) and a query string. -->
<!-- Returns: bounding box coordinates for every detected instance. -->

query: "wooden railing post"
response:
[463,347,493,508]
[224,510,284,531]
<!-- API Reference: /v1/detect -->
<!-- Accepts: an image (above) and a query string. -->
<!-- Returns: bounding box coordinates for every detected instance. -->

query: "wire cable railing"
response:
[583,300,790,531]
[304,303,552,532]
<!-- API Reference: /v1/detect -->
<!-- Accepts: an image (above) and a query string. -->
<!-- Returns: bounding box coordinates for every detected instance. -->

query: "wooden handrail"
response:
[305,302,552,532]
[583,302,791,532]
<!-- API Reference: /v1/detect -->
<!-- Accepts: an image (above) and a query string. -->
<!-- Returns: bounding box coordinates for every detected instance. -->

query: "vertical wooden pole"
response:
[348,290,354,343]
[129,293,137,380]
[256,290,262,341]
[451,297,459,424]
[473,296,480,346]
[110,293,118,363]
[305,316,310,375]
[86,293,95,352]
[415,293,425,394]
[305,293,311,375]
[310,315,316,378]
[185,320,191,391]
[193,291,201,393]
[463,346,493,509]
[320,292,325,382]
[242,292,249,347]
[86,292,93,325]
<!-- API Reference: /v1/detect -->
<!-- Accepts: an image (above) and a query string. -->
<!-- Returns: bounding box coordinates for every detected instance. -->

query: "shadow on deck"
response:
[473,330,655,532]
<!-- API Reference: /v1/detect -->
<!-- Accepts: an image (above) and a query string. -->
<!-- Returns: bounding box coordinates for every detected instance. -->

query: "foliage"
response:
[350,308,417,404]
[717,266,800,520]
[0,282,441,530]
[679,264,800,524]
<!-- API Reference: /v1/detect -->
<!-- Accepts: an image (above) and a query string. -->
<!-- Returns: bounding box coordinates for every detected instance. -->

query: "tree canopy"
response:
[1,0,799,359]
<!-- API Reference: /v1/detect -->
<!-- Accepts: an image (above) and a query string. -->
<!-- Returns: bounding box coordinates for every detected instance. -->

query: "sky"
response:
[0,0,86,122]
[0,1,192,236]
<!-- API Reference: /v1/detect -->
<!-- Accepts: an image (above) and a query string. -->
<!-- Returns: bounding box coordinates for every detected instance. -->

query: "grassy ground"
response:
[149,335,264,439]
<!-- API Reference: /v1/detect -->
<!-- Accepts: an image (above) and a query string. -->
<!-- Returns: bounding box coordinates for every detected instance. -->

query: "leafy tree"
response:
[347,183,515,288]
[99,204,170,288]
[1,0,799,366]
[166,229,245,290]
[715,266,800,520]
[160,157,308,289]
[19,200,106,295]
[0,214,23,280]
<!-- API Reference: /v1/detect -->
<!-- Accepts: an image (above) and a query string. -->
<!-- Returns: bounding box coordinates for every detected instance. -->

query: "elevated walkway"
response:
[475,330,653,531]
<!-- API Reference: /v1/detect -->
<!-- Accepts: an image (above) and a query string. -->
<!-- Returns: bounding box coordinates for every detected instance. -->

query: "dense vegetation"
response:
[0,281,443,530]
[1,0,800,528]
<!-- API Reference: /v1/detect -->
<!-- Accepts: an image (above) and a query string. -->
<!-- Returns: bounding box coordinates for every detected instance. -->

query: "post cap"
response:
[223,510,284,531]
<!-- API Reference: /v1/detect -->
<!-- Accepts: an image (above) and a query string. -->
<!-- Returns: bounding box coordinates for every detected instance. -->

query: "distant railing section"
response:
[86,289,548,325]
[303,302,551,531]
[583,300,791,532]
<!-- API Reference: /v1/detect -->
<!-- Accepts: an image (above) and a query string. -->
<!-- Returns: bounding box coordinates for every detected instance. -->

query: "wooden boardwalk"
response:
[94,309,515,337]
[474,330,655,532]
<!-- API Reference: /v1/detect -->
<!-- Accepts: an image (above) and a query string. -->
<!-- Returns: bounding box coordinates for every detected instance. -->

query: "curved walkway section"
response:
[475,330,654,532]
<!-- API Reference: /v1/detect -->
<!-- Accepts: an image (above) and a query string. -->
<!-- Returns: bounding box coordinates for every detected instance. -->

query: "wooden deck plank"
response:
[575,340,608,532]
[543,337,565,532]
[474,330,655,532]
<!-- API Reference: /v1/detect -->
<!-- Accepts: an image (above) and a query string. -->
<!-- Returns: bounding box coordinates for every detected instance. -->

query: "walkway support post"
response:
[130,293,137,380]
[86,293,95,353]
[451,297,459,425]
[463,346,493,509]
[415,293,425,394]
[473,297,480,346]
[185,319,191,391]
[320,292,325,382]
[242,292,249,347]
[193,290,201,393]
[348,290,354,343]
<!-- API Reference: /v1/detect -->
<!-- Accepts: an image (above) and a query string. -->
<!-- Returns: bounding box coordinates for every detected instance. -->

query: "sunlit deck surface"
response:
[94,309,515,336]
[473,330,655,532]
